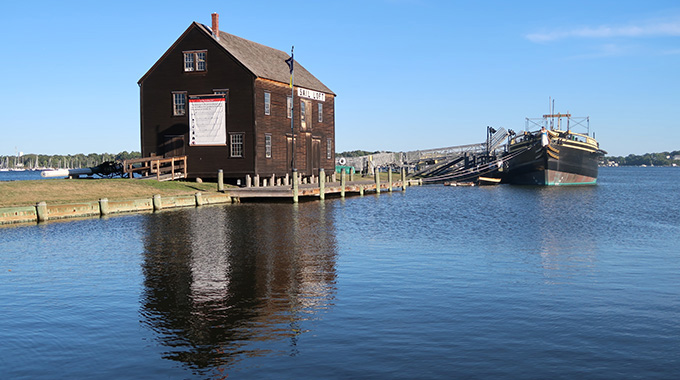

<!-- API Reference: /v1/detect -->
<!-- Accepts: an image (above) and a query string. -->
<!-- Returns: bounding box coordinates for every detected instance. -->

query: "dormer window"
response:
[183,50,207,72]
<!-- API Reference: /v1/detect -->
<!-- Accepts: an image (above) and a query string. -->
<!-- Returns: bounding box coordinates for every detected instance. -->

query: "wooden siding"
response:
[254,79,335,178]
[140,25,255,179]
[140,23,335,181]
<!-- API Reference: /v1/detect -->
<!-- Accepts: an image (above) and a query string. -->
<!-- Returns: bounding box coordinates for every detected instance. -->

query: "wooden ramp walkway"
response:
[123,156,187,181]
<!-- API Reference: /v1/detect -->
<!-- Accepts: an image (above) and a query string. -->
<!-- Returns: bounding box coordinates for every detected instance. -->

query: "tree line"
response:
[0,151,141,169]
[605,151,680,166]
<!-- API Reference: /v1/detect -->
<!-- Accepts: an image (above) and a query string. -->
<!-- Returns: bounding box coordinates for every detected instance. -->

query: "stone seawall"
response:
[0,192,232,226]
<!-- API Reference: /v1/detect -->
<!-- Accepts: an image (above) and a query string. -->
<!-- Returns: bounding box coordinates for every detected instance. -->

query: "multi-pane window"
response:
[264,92,271,115]
[183,50,207,72]
[265,134,272,158]
[300,100,310,130]
[300,101,306,123]
[287,96,292,119]
[196,51,206,71]
[230,133,244,157]
[184,53,193,71]
[327,138,333,160]
[172,91,187,116]
[318,103,323,123]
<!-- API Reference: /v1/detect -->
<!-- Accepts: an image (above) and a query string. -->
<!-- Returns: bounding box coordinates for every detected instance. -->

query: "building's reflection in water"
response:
[140,202,338,375]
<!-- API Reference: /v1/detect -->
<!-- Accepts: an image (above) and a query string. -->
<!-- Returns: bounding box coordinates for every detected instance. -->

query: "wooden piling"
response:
[218,169,224,192]
[99,198,109,216]
[195,192,204,207]
[375,168,381,194]
[36,201,48,222]
[340,168,346,198]
[319,168,325,200]
[401,167,406,191]
[246,174,252,188]
[388,170,393,192]
[153,194,162,211]
[292,170,299,203]
[254,174,260,187]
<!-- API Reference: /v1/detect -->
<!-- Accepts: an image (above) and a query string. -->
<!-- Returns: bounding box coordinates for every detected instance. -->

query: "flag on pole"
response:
[285,49,294,88]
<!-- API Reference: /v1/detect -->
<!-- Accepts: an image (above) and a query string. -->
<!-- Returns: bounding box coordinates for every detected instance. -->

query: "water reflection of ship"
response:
[140,203,338,375]
[533,187,598,284]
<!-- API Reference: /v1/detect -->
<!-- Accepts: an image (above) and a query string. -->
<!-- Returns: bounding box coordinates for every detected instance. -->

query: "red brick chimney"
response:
[211,13,219,40]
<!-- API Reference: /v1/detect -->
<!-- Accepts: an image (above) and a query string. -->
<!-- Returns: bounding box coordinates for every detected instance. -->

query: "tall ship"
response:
[503,111,606,185]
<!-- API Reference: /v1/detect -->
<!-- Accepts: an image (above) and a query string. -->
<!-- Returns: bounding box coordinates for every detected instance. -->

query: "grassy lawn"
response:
[0,179,225,207]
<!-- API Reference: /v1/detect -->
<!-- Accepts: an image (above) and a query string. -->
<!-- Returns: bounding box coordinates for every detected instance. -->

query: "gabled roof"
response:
[139,21,334,96]
[196,23,334,95]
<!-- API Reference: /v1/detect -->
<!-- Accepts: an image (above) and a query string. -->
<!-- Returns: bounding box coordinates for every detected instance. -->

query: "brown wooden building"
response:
[138,13,336,182]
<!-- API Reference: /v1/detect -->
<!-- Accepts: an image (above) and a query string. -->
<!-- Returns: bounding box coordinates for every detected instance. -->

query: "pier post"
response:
[350,169,355,182]
[388,169,393,192]
[36,201,48,222]
[195,192,204,207]
[319,168,325,200]
[375,167,381,194]
[254,174,260,187]
[340,168,346,198]
[332,172,337,182]
[218,169,224,192]
[99,198,109,216]
[284,173,289,186]
[153,194,162,211]
[246,174,252,188]
[359,185,364,196]
[271,174,276,187]
[292,170,299,203]
[401,167,406,191]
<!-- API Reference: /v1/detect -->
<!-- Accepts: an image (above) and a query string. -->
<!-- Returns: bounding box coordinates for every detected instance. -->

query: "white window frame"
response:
[196,51,206,71]
[264,92,271,115]
[327,138,333,160]
[300,100,311,130]
[183,50,207,72]
[230,133,244,158]
[287,96,292,119]
[265,134,272,158]
[172,91,187,116]
[318,103,323,123]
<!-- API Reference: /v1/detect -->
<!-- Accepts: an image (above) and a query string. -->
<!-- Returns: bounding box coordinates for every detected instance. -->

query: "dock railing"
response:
[123,156,187,181]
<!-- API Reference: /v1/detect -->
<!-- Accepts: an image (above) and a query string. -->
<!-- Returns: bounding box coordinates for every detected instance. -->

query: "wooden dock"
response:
[227,179,419,200]
[225,168,421,202]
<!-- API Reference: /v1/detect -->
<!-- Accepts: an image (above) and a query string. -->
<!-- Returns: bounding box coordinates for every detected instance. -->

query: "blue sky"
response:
[1,0,678,157]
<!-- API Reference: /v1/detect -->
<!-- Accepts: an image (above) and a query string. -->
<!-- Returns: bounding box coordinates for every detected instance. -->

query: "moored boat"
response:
[503,112,606,185]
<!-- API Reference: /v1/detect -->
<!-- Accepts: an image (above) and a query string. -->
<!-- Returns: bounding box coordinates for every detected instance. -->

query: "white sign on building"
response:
[298,87,326,102]
[189,95,226,145]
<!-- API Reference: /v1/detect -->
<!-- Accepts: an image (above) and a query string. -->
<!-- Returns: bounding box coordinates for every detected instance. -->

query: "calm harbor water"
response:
[1,167,679,379]
[0,170,46,181]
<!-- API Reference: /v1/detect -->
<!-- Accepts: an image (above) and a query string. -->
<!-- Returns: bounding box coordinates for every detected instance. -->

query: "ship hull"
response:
[504,140,602,186]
